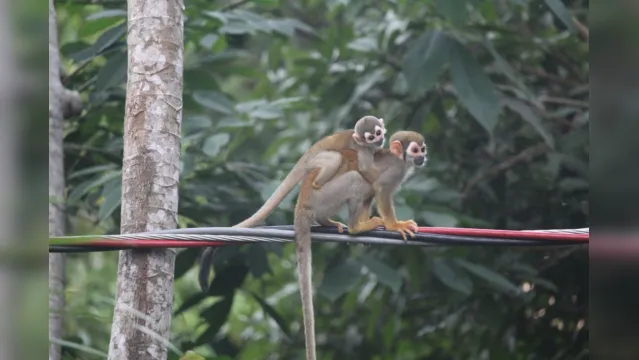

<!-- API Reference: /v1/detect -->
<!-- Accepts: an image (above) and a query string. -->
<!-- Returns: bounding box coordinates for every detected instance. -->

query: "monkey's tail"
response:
[233,154,310,228]
[198,247,217,292]
[294,208,317,360]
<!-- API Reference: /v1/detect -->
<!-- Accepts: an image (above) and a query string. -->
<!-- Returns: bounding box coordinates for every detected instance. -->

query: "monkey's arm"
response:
[373,183,418,241]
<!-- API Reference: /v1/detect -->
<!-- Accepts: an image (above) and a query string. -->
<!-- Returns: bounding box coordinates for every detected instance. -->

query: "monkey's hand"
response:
[311,181,323,190]
[384,220,418,241]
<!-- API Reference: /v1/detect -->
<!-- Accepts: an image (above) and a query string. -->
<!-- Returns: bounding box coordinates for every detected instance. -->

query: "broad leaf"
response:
[195,295,235,346]
[98,183,121,221]
[544,0,576,33]
[95,51,127,93]
[435,0,468,27]
[70,23,127,63]
[318,259,363,301]
[449,41,500,134]
[432,258,474,296]
[193,91,235,114]
[455,259,521,294]
[502,97,554,148]
[359,253,403,293]
[249,292,291,337]
[247,244,271,277]
[421,211,458,227]
[402,30,451,94]
[202,133,230,157]
[207,264,249,296]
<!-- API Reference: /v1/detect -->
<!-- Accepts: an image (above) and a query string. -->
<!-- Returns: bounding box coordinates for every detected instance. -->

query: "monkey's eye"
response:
[375,130,382,136]
[421,146,426,153]
[411,147,419,153]
[368,135,375,141]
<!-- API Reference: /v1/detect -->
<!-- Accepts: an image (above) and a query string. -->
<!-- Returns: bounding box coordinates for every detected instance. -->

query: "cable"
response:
[49,226,588,253]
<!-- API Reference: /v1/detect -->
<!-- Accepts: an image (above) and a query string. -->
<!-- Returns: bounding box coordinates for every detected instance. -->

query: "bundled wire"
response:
[49,226,589,253]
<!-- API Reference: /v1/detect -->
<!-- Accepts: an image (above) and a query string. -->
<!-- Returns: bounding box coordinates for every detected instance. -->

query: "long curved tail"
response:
[233,154,310,228]
[294,208,316,360]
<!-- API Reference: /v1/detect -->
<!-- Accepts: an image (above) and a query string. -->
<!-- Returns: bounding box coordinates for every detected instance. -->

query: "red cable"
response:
[416,227,588,242]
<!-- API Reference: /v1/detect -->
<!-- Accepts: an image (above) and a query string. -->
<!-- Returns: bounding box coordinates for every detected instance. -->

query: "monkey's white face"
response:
[363,124,387,148]
[405,141,428,167]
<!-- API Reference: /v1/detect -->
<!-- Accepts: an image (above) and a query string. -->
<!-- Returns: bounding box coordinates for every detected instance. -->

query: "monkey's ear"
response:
[389,140,403,158]
[352,132,363,144]
[379,118,384,124]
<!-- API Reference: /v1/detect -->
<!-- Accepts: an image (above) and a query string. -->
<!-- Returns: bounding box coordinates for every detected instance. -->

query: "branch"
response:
[539,95,589,109]
[519,66,581,87]
[463,143,550,198]
[220,0,251,11]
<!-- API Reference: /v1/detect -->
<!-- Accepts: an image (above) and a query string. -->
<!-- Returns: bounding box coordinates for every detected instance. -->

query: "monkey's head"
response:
[389,131,428,168]
[352,115,387,148]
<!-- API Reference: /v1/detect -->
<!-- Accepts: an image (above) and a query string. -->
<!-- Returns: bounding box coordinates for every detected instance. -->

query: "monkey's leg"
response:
[347,196,383,234]
[316,217,346,233]
[296,168,322,212]
[307,151,343,190]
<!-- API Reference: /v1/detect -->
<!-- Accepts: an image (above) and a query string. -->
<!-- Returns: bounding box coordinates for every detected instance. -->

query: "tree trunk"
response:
[49,1,82,359]
[107,0,184,359]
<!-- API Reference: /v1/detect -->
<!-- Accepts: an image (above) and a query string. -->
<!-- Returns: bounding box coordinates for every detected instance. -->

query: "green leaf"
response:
[174,248,200,280]
[86,9,127,21]
[95,51,127,93]
[421,211,458,227]
[98,183,121,221]
[402,30,451,95]
[435,0,468,27]
[80,15,125,38]
[318,259,362,301]
[544,0,576,33]
[202,133,230,157]
[207,264,249,296]
[67,171,121,204]
[193,91,235,114]
[70,23,127,63]
[174,292,208,316]
[502,98,554,148]
[196,295,234,346]
[68,164,119,180]
[347,37,378,53]
[432,258,473,296]
[530,277,559,292]
[449,41,500,134]
[183,115,212,134]
[558,177,589,191]
[247,244,271,277]
[359,253,403,293]
[249,292,291,337]
[455,259,521,294]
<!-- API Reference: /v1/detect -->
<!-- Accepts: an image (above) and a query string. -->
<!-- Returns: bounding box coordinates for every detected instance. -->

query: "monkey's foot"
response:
[328,220,347,233]
[348,217,383,234]
[384,220,417,241]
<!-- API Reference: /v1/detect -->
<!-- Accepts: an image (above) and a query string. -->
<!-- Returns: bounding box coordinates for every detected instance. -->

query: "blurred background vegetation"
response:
[54,0,588,359]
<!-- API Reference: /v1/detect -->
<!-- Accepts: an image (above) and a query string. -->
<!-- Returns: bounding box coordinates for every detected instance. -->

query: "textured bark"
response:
[49,1,82,359]
[107,0,184,359]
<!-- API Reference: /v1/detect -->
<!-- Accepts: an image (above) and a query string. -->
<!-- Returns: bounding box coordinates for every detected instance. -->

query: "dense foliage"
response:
[55,0,588,359]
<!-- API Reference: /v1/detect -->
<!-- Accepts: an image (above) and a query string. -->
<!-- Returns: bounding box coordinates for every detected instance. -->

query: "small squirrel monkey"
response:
[293,130,428,360]
[233,115,387,228]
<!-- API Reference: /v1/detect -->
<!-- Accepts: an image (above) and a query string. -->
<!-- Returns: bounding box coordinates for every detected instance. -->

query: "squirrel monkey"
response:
[293,130,428,360]
[233,115,387,228]
[198,116,387,291]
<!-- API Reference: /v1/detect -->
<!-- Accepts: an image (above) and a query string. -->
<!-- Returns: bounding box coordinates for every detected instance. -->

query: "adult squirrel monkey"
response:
[234,115,387,228]
[198,116,387,290]
[293,130,428,360]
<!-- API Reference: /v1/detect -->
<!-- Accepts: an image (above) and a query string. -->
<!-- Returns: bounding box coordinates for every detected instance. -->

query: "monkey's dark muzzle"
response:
[373,138,384,147]
[414,156,426,167]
